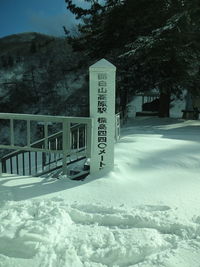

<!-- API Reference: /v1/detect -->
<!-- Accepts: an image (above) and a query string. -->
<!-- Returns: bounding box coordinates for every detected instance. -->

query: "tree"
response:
[119,1,200,116]
[65,0,200,117]
[30,41,37,53]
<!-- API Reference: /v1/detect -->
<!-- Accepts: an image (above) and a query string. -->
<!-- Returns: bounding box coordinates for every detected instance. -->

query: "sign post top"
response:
[89,58,116,71]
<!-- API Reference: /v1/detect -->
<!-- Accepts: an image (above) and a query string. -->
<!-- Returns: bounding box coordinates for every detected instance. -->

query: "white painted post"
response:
[62,119,68,176]
[10,119,14,146]
[27,120,31,147]
[89,58,116,174]
[44,122,48,149]
[0,160,2,177]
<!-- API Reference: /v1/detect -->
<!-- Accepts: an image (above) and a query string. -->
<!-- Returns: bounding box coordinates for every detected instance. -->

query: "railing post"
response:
[77,127,80,150]
[44,122,48,150]
[84,125,87,148]
[27,120,31,147]
[0,160,2,177]
[62,118,70,176]
[86,119,93,159]
[10,119,14,146]
[115,113,120,142]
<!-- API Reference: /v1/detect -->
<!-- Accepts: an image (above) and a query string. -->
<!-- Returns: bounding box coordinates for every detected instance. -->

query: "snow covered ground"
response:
[1,117,200,267]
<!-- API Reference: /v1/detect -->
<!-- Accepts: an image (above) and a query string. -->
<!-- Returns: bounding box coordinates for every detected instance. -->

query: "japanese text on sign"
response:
[97,73,107,114]
[97,117,107,169]
[97,73,109,169]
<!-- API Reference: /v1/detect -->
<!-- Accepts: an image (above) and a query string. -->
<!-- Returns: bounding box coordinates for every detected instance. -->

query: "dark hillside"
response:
[0,32,89,116]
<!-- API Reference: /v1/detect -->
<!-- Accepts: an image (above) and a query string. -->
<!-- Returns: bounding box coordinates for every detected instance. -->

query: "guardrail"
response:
[0,113,93,177]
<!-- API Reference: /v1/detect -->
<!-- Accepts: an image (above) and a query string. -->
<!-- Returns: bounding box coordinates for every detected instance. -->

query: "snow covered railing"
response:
[0,113,93,177]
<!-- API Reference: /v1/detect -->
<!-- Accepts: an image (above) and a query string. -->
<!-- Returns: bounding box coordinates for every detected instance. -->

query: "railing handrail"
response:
[0,113,91,123]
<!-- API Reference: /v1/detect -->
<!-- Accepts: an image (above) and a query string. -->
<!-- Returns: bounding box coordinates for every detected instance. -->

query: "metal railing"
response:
[0,113,93,177]
[0,112,120,178]
[115,113,120,141]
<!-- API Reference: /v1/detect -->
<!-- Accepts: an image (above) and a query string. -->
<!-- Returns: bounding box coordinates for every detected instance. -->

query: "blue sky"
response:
[0,0,86,38]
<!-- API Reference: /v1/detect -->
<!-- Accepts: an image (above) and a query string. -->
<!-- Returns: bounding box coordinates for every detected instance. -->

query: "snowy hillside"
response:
[0,32,89,116]
[1,117,200,267]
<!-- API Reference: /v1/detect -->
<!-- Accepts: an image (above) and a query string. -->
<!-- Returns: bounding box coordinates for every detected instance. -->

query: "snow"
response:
[1,117,200,266]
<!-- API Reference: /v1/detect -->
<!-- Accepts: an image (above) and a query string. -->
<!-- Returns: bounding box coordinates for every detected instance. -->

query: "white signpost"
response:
[89,58,116,174]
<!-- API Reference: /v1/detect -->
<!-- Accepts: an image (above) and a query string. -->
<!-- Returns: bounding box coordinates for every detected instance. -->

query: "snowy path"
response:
[1,117,200,266]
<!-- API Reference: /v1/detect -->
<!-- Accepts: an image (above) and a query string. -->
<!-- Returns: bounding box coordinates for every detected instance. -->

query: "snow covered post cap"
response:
[89,58,116,174]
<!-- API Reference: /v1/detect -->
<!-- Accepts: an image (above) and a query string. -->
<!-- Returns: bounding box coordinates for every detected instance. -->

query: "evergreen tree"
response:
[65,0,200,117]
[120,0,200,116]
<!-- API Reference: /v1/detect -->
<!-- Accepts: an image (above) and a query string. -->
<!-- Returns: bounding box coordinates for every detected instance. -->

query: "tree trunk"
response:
[159,92,170,117]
